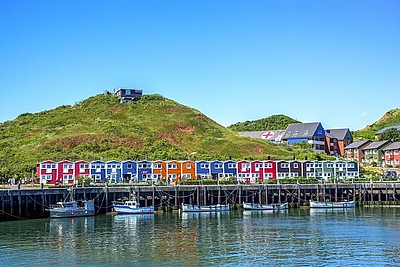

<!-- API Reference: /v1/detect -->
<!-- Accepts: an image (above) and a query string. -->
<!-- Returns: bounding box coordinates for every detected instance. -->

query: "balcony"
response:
[308,140,325,145]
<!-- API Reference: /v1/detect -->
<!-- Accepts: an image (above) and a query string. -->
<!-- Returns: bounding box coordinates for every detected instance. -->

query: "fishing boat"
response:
[112,197,154,214]
[310,200,355,209]
[181,203,230,212]
[48,187,95,218]
[49,200,95,218]
[243,202,289,211]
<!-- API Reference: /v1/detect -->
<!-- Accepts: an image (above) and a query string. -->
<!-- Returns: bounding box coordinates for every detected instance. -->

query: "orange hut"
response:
[167,160,182,184]
[181,160,196,180]
[152,160,167,182]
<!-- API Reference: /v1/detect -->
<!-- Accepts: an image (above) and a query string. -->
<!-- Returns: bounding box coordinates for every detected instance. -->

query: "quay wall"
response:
[1,182,400,220]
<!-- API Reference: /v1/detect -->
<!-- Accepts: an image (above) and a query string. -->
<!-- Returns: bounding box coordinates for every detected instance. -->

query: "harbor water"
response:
[1,207,400,266]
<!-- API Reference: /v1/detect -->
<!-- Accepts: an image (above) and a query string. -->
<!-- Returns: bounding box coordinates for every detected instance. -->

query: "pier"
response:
[1,182,400,220]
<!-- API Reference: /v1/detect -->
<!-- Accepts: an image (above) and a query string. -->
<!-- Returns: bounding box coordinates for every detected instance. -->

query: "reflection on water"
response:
[1,208,400,266]
[309,207,356,215]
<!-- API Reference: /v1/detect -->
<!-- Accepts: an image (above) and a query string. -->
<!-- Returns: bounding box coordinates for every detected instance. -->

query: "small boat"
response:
[112,197,154,215]
[49,200,95,218]
[181,203,230,212]
[310,200,355,209]
[243,202,289,211]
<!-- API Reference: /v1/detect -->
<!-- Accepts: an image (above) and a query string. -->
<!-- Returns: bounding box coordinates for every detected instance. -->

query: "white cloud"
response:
[360,112,367,117]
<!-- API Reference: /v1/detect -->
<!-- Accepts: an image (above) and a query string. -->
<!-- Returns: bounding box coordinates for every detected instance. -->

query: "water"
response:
[1,208,400,266]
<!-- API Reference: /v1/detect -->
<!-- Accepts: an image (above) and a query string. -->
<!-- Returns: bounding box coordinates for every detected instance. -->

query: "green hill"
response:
[227,114,300,132]
[0,93,326,178]
[353,108,400,140]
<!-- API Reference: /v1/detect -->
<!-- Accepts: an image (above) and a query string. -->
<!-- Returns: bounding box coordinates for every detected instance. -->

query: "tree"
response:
[379,128,400,142]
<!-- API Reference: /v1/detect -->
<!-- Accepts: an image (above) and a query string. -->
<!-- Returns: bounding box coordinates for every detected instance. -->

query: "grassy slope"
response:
[227,114,301,132]
[0,94,328,177]
[353,108,400,140]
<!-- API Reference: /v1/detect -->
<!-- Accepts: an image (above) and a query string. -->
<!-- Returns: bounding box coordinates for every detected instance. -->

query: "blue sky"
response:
[0,0,399,130]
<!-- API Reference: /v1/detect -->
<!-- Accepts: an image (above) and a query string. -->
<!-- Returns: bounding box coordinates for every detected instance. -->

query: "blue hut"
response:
[196,161,210,179]
[137,160,152,182]
[106,160,122,183]
[210,160,224,179]
[90,160,106,183]
[122,160,138,183]
[223,160,237,177]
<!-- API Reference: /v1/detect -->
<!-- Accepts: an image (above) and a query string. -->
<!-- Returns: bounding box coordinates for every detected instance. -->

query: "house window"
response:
[126,89,131,95]
[168,164,177,169]
[264,163,272,168]
[228,163,236,168]
[327,163,333,168]
[214,163,222,169]
[186,164,191,169]
[395,150,399,155]
[293,163,298,168]
[127,164,133,169]
[347,163,354,168]
[200,163,209,168]
[281,163,289,168]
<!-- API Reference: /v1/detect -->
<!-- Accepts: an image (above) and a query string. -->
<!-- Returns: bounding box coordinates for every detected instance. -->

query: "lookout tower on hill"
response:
[114,88,142,103]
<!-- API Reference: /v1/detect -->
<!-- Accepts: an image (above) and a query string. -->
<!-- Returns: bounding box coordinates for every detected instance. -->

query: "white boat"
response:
[181,203,230,212]
[243,202,289,211]
[49,200,95,218]
[113,198,154,214]
[310,200,355,209]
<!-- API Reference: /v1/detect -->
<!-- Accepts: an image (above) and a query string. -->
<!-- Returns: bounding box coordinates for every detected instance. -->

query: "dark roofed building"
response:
[362,140,391,165]
[344,140,372,163]
[382,141,400,167]
[114,88,143,103]
[325,128,353,156]
[282,122,326,152]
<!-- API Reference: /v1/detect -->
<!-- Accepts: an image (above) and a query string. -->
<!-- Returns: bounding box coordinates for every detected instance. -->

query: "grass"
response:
[0,93,328,178]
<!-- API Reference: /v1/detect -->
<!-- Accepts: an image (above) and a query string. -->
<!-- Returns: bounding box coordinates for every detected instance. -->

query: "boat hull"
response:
[243,202,289,210]
[181,204,230,212]
[49,200,95,218]
[310,201,355,208]
[113,205,154,214]
[50,209,95,218]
